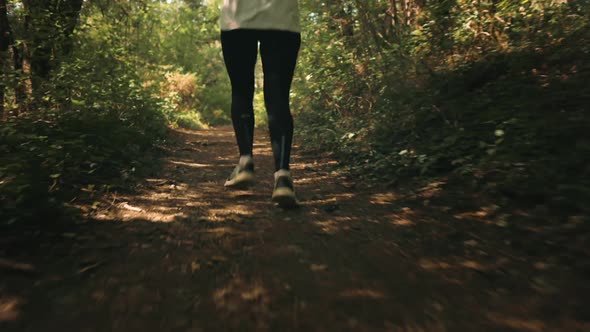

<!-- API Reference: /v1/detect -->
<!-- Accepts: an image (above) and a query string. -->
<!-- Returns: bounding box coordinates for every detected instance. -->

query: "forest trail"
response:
[1,127,588,332]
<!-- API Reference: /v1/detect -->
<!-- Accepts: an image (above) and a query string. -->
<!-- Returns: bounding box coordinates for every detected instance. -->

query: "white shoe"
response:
[272,169,299,209]
[224,155,255,189]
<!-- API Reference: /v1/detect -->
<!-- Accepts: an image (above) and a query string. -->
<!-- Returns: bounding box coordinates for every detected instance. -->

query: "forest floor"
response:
[1,126,589,332]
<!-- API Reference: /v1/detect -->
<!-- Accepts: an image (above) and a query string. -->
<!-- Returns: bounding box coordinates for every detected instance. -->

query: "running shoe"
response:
[272,169,299,209]
[224,155,255,189]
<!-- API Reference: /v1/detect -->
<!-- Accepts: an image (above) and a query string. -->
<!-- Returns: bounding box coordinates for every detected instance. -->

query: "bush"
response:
[0,34,168,223]
[294,0,590,205]
[156,69,206,130]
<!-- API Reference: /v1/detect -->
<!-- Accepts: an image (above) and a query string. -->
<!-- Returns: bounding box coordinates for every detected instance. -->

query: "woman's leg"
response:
[259,30,301,171]
[221,29,259,157]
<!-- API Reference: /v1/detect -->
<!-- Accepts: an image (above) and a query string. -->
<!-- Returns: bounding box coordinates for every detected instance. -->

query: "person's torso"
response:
[220,0,301,33]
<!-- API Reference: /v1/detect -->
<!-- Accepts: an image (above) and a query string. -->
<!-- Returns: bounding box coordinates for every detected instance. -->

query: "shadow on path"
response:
[1,127,588,331]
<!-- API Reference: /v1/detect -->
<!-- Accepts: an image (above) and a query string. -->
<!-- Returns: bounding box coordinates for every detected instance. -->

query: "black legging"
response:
[221,29,301,171]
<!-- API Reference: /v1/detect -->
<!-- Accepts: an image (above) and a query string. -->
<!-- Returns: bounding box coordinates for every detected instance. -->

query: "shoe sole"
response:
[272,188,299,209]
[224,171,255,189]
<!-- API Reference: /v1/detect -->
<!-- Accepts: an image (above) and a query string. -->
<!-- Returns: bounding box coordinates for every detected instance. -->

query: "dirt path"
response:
[1,127,588,331]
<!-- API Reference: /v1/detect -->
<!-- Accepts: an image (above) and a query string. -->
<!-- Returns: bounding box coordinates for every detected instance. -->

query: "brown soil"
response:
[1,127,589,331]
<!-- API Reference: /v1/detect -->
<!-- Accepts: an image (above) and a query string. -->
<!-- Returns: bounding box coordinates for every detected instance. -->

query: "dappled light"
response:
[0,296,22,322]
[370,192,400,205]
[2,124,589,330]
[168,160,215,169]
[339,289,386,300]
[1,0,589,331]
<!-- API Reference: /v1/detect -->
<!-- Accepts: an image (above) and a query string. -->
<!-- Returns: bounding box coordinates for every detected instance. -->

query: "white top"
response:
[220,0,301,33]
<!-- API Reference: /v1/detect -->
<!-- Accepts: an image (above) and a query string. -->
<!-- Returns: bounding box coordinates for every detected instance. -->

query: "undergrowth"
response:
[0,43,168,224]
[294,1,590,213]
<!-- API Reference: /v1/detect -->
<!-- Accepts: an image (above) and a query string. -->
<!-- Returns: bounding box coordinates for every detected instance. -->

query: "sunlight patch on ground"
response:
[486,313,546,332]
[224,191,257,199]
[313,220,338,234]
[339,288,386,299]
[184,201,210,207]
[94,187,211,223]
[416,180,447,198]
[206,205,255,220]
[139,191,205,204]
[107,210,186,223]
[306,193,355,204]
[92,197,190,223]
[0,296,22,321]
[152,194,203,203]
[310,263,328,271]
[418,259,452,270]
[184,126,232,138]
[369,207,418,228]
[418,258,509,274]
[198,226,242,237]
[388,216,415,227]
[370,192,399,205]
[296,174,331,185]
[213,277,271,321]
[253,146,273,155]
[215,155,239,163]
[314,217,355,233]
[388,321,448,332]
[453,205,500,225]
[168,160,215,168]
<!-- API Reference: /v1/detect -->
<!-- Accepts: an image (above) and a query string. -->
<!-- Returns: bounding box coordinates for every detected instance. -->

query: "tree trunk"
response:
[22,0,84,103]
[386,0,400,41]
[22,0,51,101]
[58,0,84,56]
[0,0,11,119]
[13,42,27,114]
[400,0,407,26]
[353,0,382,55]
[390,0,399,28]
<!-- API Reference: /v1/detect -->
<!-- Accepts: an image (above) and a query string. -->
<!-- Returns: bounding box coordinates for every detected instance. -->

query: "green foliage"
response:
[0,102,167,223]
[132,1,231,126]
[154,69,206,130]
[1,0,238,223]
[253,89,268,128]
[294,0,590,208]
[75,0,231,127]
[1,0,170,222]
[3,0,589,222]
